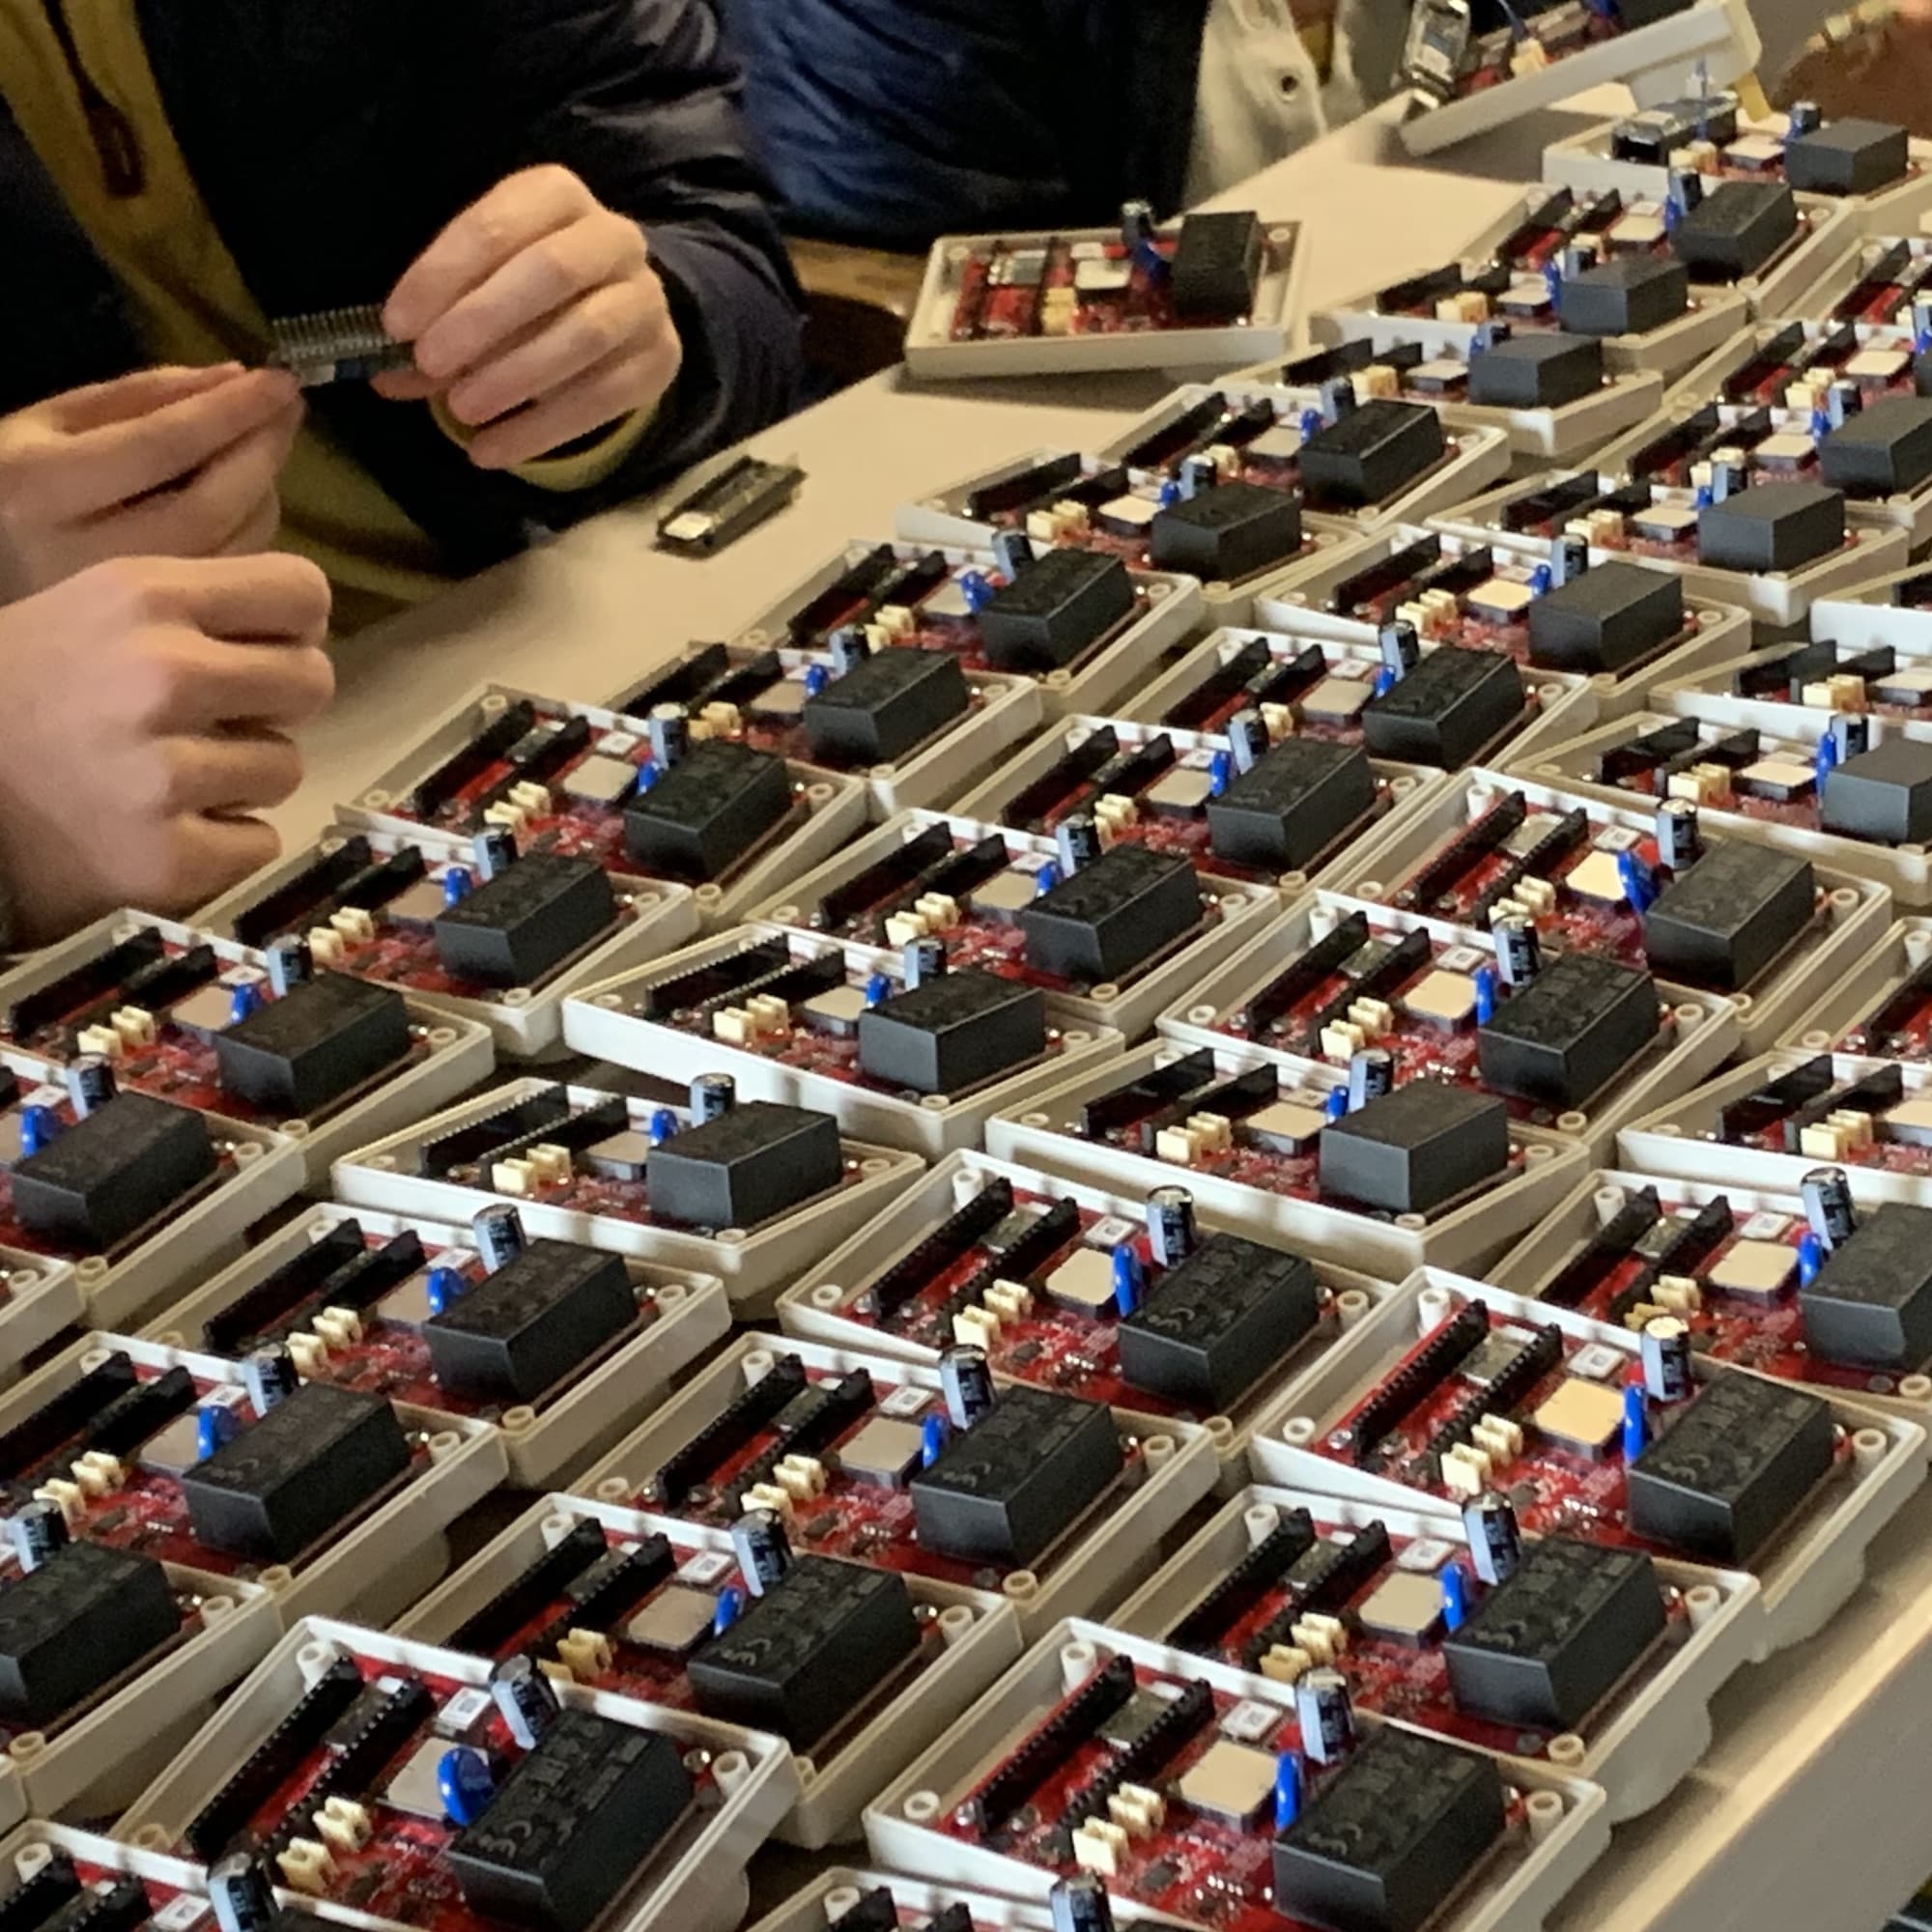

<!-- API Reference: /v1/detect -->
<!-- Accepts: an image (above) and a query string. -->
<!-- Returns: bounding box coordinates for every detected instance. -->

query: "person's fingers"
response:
[88,551,332,647]
[137,633,337,733]
[216,485,285,561]
[157,812,284,911]
[369,366,444,402]
[412,213,646,386]
[467,333,679,470]
[105,400,302,557]
[154,733,305,816]
[384,166,593,342]
[444,274,658,427]
[46,363,245,434]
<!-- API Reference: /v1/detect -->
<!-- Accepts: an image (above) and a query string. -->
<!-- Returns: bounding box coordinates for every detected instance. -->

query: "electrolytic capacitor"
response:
[940,1344,998,1431]
[64,1055,116,1119]
[1641,1316,1693,1405]
[1916,296,1932,354]
[1120,198,1156,251]
[437,1747,495,1830]
[1667,166,1705,215]
[1656,799,1701,872]
[862,972,892,1009]
[210,1854,282,1932]
[690,1072,737,1122]
[473,1203,528,1273]
[1493,915,1540,988]
[242,1345,299,1416]
[803,665,829,698]
[197,1402,242,1459]
[1552,533,1589,585]
[1814,730,1840,791]
[1542,258,1564,305]
[1324,1086,1350,1123]
[1830,712,1872,762]
[1787,99,1824,137]
[1111,1243,1144,1315]
[1461,1491,1521,1587]
[1320,376,1357,423]
[730,1507,793,1597]
[7,1497,69,1572]
[1056,814,1103,875]
[1439,1561,1469,1632]
[712,1585,744,1634]
[904,935,948,988]
[1228,706,1270,774]
[920,1412,951,1466]
[227,982,261,1026]
[1272,1750,1303,1832]
[1295,1668,1354,1766]
[827,625,871,675]
[959,569,995,613]
[441,866,475,908]
[1829,380,1862,427]
[17,1105,59,1160]
[426,1264,467,1316]
[1208,749,1233,797]
[1802,1165,1857,1250]
[1378,619,1421,682]
[1713,458,1747,502]
[647,702,691,769]
[265,934,314,997]
[1147,1186,1197,1267]
[1797,1230,1825,1286]
[472,826,519,882]
[1621,1383,1650,1462]
[1180,453,1219,499]
[1348,1048,1394,1111]
[993,529,1037,580]
[1050,1874,1116,1932]
[490,1652,560,1748]
[1617,848,1657,914]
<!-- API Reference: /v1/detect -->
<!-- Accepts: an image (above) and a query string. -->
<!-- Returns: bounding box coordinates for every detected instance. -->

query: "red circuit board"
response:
[1449,13,1627,99]
[1716,350,1919,414]
[1830,251,1932,327]
[933,1655,1534,1932]
[1836,971,1932,1060]
[1730,1113,1932,1179]
[628,1356,1153,1594]
[983,501,1324,583]
[173,1647,722,1932]
[66,1860,200,1923]
[1168,1506,1691,1760]
[949,236,1236,343]
[1537,1184,1931,1397]
[1594,747,1851,840]
[0,1355,438,1582]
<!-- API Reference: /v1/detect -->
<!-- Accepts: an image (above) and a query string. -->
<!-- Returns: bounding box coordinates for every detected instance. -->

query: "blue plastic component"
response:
[18,1106,59,1160]
[1814,733,1840,790]
[1440,1560,1469,1632]
[1372,666,1397,698]
[1542,260,1563,304]
[1111,1244,1145,1316]
[921,1413,951,1466]
[1693,483,1714,510]
[227,982,261,1026]
[1797,1231,1826,1287]
[441,867,475,908]
[804,665,830,698]
[1529,563,1552,597]
[647,1106,679,1146]
[959,570,995,613]
[196,1405,241,1461]
[1298,409,1322,445]
[862,972,892,1009]
[1323,1087,1350,1123]
[1621,1383,1650,1463]
[1617,849,1656,914]
[426,1265,466,1316]
[712,1586,744,1636]
[1273,1750,1303,1832]
[1157,479,1183,511]
[438,1748,495,1828]
[633,758,659,795]
[1208,750,1233,798]
[1034,862,1062,897]
[1472,965,1498,1025]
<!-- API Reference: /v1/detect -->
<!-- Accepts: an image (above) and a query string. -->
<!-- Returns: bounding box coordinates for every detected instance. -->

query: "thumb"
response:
[48,363,248,434]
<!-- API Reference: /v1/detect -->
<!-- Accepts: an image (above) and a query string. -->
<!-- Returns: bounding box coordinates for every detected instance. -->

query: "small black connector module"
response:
[425,1240,636,1406]
[182,1380,412,1562]
[1170,211,1265,322]
[1783,118,1910,197]
[857,971,1046,1095]
[911,1382,1122,1564]
[1273,1725,1507,1932]
[976,552,1135,674]
[213,974,412,1118]
[1298,400,1445,509]
[1627,1372,1835,1564]
[1020,844,1201,982]
[623,741,793,884]
[1442,1537,1666,1730]
[1641,841,1814,992]
[433,855,616,989]
[1801,1202,1932,1369]
[802,650,970,767]
[1555,256,1690,338]
[1477,952,1660,1110]
[655,455,805,558]
[1526,561,1685,675]
[645,1101,842,1229]
[1820,398,1932,500]
[1361,647,1526,768]
[0,1541,178,1725]
[1319,1082,1509,1215]
[1823,738,1932,845]
[1466,334,1605,411]
[447,1708,693,1932]
[1150,481,1304,582]
[1698,482,1847,575]
[1670,181,1799,282]
[1117,1232,1320,1410]
[687,1554,921,1746]
[1207,738,1377,872]
[10,1091,215,1251]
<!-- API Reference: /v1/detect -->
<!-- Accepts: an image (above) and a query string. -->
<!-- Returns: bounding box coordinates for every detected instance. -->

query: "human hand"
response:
[0,554,334,945]
[0,365,302,604]
[377,165,682,469]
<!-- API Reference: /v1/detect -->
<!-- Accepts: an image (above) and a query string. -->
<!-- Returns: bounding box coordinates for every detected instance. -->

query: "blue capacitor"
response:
[1796,1230,1826,1286]
[1662,191,1684,234]
[1814,731,1840,791]
[1553,533,1589,585]
[227,982,261,1026]
[1621,1383,1650,1462]
[959,570,995,613]
[1667,167,1704,216]
[1157,478,1183,511]
[690,1072,737,1122]
[803,665,830,698]
[862,972,892,1008]
[1273,1750,1303,1832]
[1542,259,1563,305]
[1208,750,1233,797]
[1694,482,1714,509]
[1915,298,1932,355]
[712,1586,744,1635]
[1472,965,1498,1024]
[17,1105,58,1159]
[647,1106,679,1145]
[473,826,519,881]
[633,757,659,795]
[1657,799,1701,873]
[1617,848,1656,914]
[426,1265,466,1316]
[921,1413,951,1466]
[473,1203,527,1273]
[1320,377,1356,424]
[1372,666,1397,699]
[1828,382,1856,429]
[1439,1560,1469,1632]
[1463,1491,1521,1585]
[441,866,475,908]
[196,1403,242,1461]
[1324,1086,1350,1122]
[1530,563,1553,596]
[1802,1164,1857,1249]
[1111,1244,1144,1315]
[438,1747,494,1828]
[1295,1669,1353,1767]
[1810,407,1832,446]
[1033,861,1062,897]
[647,702,691,769]
[65,1055,116,1118]
[265,934,314,997]
[1147,1186,1196,1266]
[828,625,871,675]
[1298,408,1322,445]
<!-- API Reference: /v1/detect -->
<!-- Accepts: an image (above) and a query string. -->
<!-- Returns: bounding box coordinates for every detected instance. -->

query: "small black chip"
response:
[1117,1232,1320,1410]
[910,1382,1122,1565]
[1641,841,1814,992]
[1477,953,1660,1110]
[181,1380,412,1562]
[1822,737,1932,845]
[1800,1202,1932,1369]
[1627,1372,1835,1564]
[687,1554,920,1747]
[1298,400,1446,510]
[10,1091,215,1252]
[1555,256,1690,338]
[0,1541,178,1726]
[976,551,1135,674]
[213,974,412,1118]
[1820,398,1932,500]
[1670,180,1799,282]
[645,1100,842,1230]
[1442,1537,1666,1730]
[1526,561,1685,675]
[802,650,970,766]
[1020,843,1201,982]
[1151,481,1304,583]
[425,1240,636,1405]
[1697,482,1846,575]
[1783,118,1910,197]
[622,740,793,883]
[1207,738,1377,872]
[1466,334,1605,411]
[857,970,1046,1095]
[433,855,616,989]
[1170,211,1265,321]
[1361,647,1526,768]
[1319,1082,1509,1215]
[1273,1725,1506,1932]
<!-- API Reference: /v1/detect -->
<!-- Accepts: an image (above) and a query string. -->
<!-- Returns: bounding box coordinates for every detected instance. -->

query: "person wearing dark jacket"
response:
[0,0,804,630]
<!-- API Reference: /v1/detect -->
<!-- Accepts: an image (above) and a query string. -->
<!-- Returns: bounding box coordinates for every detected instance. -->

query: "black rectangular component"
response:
[1555,256,1690,338]
[1821,399,1932,500]
[1298,400,1445,509]
[1207,739,1377,873]
[1477,953,1660,1109]
[1361,648,1525,768]
[1272,1725,1506,1932]
[1822,738,1932,845]
[1627,1372,1835,1564]
[1319,1082,1509,1215]
[1117,1232,1320,1410]
[802,649,970,766]
[976,551,1135,674]
[0,1542,177,1726]
[1783,119,1910,197]
[857,970,1045,1095]
[1526,560,1686,674]
[1019,844,1200,982]
[447,1708,692,1932]
[1151,481,1304,583]
[1466,333,1604,411]
[1698,481,1846,574]
[425,1240,635,1405]
[1642,841,1814,992]
[10,1092,215,1253]
[622,741,792,884]
[687,1554,920,1747]
[1169,211,1264,321]
[433,855,615,989]
[1443,1537,1666,1730]
[910,1382,1122,1565]
[1801,1202,1932,1369]
[654,455,805,557]
[1671,181,1799,281]
[213,974,411,1119]
[181,1380,412,1562]
[646,1101,841,1230]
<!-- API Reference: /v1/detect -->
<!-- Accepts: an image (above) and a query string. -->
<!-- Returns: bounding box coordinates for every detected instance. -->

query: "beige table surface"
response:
[297,80,1932,1932]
